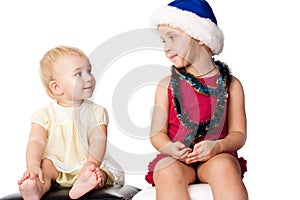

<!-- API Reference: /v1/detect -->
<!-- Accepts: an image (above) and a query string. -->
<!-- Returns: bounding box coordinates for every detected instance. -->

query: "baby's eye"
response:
[87,69,92,75]
[170,35,175,40]
[75,72,82,77]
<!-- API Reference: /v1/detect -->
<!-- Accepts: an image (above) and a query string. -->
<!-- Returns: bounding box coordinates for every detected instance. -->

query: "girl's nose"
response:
[164,42,171,53]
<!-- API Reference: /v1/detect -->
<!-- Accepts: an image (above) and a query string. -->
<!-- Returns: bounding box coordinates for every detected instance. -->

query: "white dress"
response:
[31,100,124,187]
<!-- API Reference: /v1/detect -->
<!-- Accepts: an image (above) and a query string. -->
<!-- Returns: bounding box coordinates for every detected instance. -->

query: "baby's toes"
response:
[95,166,100,173]
[98,169,105,186]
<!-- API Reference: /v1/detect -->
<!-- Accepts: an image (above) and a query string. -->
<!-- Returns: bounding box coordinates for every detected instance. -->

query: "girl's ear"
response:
[197,40,213,55]
[198,40,205,46]
[49,80,63,95]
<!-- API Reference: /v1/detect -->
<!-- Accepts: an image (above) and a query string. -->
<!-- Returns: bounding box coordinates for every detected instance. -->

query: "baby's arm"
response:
[76,124,108,185]
[87,124,107,167]
[20,123,47,184]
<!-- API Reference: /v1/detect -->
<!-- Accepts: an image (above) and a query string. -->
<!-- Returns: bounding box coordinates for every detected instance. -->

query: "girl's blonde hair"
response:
[39,45,87,99]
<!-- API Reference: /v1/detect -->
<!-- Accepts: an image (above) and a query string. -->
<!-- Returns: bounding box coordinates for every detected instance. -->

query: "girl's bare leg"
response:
[69,164,102,199]
[153,157,196,200]
[197,153,248,200]
[18,159,59,200]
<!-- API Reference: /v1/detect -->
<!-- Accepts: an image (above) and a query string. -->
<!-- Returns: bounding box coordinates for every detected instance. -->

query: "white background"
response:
[0,0,300,199]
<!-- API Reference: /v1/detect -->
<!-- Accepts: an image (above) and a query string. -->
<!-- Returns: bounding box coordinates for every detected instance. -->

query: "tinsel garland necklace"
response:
[170,60,232,149]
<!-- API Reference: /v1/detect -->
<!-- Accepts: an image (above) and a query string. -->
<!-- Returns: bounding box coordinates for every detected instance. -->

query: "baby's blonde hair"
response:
[39,45,87,99]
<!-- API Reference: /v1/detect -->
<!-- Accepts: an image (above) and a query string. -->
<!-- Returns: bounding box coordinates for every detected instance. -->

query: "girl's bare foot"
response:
[18,176,41,200]
[69,165,102,199]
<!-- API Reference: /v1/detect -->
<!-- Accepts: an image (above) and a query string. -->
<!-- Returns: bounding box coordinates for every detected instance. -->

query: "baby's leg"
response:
[18,159,59,200]
[69,164,102,199]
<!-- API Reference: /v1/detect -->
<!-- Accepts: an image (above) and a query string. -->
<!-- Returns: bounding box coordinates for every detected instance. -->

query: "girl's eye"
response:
[170,35,175,40]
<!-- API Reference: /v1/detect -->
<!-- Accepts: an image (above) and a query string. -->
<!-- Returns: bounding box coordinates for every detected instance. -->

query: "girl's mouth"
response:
[168,54,178,60]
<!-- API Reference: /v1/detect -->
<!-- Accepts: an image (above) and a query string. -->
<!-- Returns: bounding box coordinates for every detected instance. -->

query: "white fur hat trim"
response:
[151,5,224,55]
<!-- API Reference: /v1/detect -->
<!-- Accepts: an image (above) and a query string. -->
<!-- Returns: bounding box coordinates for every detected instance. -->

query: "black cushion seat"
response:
[0,185,141,200]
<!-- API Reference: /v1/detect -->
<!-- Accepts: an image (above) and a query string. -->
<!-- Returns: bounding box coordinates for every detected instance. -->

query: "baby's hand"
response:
[18,166,44,185]
[79,161,98,176]
[167,141,192,161]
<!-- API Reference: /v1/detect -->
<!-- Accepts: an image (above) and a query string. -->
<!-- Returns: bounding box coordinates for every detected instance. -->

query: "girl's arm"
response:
[186,76,247,164]
[150,77,170,152]
[150,77,191,159]
[87,124,107,166]
[217,76,247,152]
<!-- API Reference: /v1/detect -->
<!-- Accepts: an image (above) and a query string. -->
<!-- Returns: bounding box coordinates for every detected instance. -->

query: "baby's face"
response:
[52,55,96,104]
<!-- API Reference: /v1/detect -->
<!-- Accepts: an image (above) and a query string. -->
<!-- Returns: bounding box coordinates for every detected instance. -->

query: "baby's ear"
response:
[49,80,63,95]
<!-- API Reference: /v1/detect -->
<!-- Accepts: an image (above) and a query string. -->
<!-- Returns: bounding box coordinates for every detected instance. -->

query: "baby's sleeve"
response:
[90,104,109,129]
[30,109,50,131]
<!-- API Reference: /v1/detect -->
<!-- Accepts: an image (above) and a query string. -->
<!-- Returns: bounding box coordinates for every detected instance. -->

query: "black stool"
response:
[0,185,141,200]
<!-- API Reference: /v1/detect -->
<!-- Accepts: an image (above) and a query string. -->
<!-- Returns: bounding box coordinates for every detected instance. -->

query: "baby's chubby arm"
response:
[21,123,47,184]
[87,124,107,167]
[79,125,108,185]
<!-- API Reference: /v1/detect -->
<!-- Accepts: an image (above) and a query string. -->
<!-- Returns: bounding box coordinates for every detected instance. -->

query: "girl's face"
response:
[52,55,95,106]
[158,25,199,68]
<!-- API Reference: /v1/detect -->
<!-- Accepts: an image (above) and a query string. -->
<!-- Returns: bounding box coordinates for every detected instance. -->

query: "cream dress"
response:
[31,100,124,187]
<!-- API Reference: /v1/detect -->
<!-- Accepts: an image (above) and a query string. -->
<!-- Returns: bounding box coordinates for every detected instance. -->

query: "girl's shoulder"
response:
[230,76,243,87]
[159,75,171,86]
[156,75,172,94]
[229,75,245,95]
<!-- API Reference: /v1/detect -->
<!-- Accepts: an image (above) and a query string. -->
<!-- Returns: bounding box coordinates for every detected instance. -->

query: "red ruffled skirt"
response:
[145,152,247,186]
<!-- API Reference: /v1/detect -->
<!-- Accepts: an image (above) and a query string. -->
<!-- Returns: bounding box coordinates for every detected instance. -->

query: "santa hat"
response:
[151,0,224,55]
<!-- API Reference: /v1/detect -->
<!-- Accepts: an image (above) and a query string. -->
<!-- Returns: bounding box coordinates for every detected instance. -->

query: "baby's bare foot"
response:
[69,165,101,199]
[18,177,41,200]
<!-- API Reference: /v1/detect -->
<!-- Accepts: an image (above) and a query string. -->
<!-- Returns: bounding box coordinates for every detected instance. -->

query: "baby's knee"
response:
[41,158,55,169]
[41,158,59,178]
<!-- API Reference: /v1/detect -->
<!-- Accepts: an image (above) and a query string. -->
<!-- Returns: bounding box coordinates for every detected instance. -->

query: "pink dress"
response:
[145,70,247,186]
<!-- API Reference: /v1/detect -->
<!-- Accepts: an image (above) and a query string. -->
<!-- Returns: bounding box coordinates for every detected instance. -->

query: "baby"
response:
[18,46,118,199]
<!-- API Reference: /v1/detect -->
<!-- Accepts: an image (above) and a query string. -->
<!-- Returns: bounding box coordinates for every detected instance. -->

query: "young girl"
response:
[17,46,124,200]
[145,0,248,199]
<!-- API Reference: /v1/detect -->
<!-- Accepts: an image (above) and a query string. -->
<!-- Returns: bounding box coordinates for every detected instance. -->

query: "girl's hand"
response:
[185,140,220,164]
[167,141,192,161]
